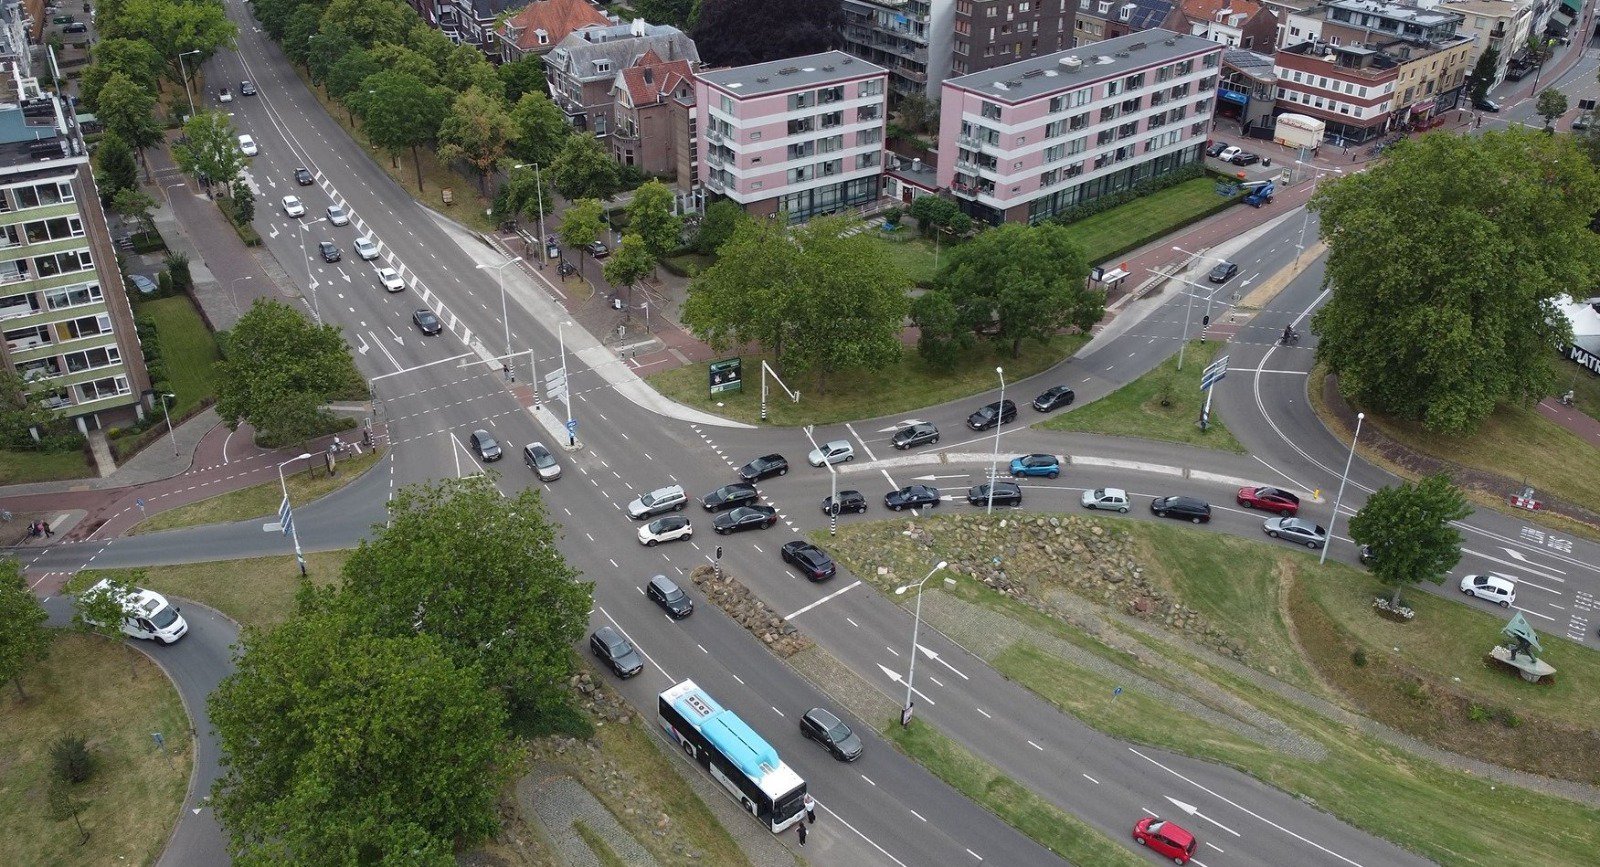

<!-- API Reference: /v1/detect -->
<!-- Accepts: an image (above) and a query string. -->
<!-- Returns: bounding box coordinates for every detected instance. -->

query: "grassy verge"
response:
[0,447,92,485]
[1039,340,1245,452]
[862,231,942,285]
[884,719,1148,867]
[73,551,349,631]
[1059,177,1235,263]
[136,294,221,416]
[0,632,190,866]
[648,334,1087,426]
[573,821,629,867]
[130,449,382,535]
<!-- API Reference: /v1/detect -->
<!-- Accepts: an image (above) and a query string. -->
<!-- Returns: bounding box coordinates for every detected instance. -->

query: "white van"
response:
[82,579,188,644]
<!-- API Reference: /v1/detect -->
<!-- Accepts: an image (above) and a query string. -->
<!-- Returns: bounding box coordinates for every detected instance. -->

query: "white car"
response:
[1080,487,1130,513]
[638,515,693,547]
[377,267,404,292]
[1460,574,1516,607]
[237,134,257,156]
[807,439,855,467]
[354,236,380,260]
[282,195,305,217]
[219,87,233,103]
[326,203,351,226]
[1217,146,1242,163]
[80,579,188,644]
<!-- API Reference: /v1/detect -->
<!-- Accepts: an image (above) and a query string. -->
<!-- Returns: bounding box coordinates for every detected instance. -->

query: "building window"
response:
[856,152,880,169]
[75,374,130,403]
[720,95,733,113]
[34,250,92,279]
[8,181,73,210]
[44,282,102,311]
[858,79,884,97]
[981,101,1002,120]
[1098,0,1110,12]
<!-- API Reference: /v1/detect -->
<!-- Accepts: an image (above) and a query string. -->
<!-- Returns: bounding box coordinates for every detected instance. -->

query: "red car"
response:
[1133,816,1197,864]
[1236,485,1301,516]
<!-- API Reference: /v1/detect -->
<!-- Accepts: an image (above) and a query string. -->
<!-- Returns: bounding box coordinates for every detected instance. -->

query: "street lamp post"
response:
[558,320,575,446]
[475,257,522,372]
[512,163,549,267]
[1292,163,1343,268]
[1168,246,1210,371]
[177,50,202,118]
[277,452,314,576]
[1321,412,1364,565]
[894,561,950,726]
[986,366,1005,515]
[159,392,178,456]
[803,424,839,536]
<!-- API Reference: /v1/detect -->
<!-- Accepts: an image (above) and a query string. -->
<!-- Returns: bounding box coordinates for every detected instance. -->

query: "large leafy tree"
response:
[926,222,1098,357]
[634,0,696,28]
[94,131,139,205]
[1536,88,1569,129]
[209,612,511,865]
[693,0,841,67]
[0,560,51,699]
[173,110,246,195]
[365,43,440,85]
[0,369,57,448]
[96,72,161,171]
[550,134,620,201]
[359,70,447,190]
[101,0,237,85]
[330,476,592,727]
[502,164,554,230]
[437,86,517,195]
[626,180,683,264]
[558,198,605,278]
[692,198,747,255]
[215,299,363,445]
[1469,46,1499,104]
[498,55,547,103]
[1310,129,1600,434]
[324,47,378,103]
[1348,474,1471,609]
[603,233,655,316]
[78,38,165,111]
[440,43,503,99]
[509,91,570,167]
[280,5,323,68]
[318,0,413,46]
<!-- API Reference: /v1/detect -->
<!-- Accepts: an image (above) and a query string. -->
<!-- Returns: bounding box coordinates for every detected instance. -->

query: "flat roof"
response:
[698,50,886,98]
[944,29,1219,103]
[1323,0,1461,26]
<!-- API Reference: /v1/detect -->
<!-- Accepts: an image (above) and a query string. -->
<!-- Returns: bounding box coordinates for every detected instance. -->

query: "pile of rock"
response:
[571,670,633,725]
[690,564,813,657]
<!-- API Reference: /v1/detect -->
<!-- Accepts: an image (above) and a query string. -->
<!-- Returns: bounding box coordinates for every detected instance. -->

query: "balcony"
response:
[706,176,726,193]
[957,135,987,149]
[705,128,723,145]
[706,151,725,167]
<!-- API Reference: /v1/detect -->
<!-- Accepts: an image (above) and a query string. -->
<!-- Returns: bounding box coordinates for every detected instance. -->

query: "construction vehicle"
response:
[1242,180,1275,208]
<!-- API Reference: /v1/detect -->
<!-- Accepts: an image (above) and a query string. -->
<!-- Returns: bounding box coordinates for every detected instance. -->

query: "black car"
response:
[967,398,1017,431]
[1208,261,1239,283]
[1033,385,1076,412]
[967,481,1022,507]
[318,241,341,263]
[294,167,314,186]
[712,504,778,534]
[585,241,610,258]
[891,422,940,450]
[413,308,443,335]
[1473,96,1501,113]
[1205,141,1230,158]
[1150,495,1212,524]
[885,484,941,511]
[590,626,644,678]
[738,453,789,482]
[781,540,837,581]
[646,574,693,619]
[469,429,502,462]
[1230,152,1261,166]
[240,80,257,96]
[800,707,864,761]
[63,21,88,33]
[702,482,760,512]
[822,490,868,516]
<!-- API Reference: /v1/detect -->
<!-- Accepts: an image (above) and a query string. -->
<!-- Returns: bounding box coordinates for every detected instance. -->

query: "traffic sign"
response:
[1200,355,1230,391]
[277,496,292,536]
[565,419,578,435]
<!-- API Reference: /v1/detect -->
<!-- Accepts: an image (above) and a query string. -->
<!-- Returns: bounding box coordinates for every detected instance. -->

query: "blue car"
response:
[1009,453,1061,479]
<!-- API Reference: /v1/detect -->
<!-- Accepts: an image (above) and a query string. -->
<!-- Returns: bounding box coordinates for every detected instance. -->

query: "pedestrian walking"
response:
[796,822,807,846]
[803,793,816,824]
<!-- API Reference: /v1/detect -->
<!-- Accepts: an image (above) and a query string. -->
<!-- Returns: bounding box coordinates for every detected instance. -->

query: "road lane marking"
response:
[783,580,861,620]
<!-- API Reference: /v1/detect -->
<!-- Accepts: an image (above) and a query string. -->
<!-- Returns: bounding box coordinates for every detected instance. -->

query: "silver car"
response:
[354,236,380,260]
[1263,516,1327,549]
[807,439,855,467]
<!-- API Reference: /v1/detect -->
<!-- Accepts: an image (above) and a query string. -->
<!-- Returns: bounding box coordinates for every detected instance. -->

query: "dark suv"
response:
[737,454,789,482]
[646,574,693,619]
[318,241,341,263]
[967,399,1017,431]
[781,540,837,581]
[294,167,314,185]
[590,626,644,678]
[702,482,759,512]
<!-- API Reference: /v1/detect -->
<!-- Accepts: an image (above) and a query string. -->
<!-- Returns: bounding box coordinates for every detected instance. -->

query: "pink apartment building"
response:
[938,29,1223,225]
[696,50,890,222]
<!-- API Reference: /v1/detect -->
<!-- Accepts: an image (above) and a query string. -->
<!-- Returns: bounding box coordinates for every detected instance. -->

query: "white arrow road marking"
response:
[877,419,926,433]
[916,643,969,680]
[339,267,351,283]
[876,663,935,705]
[914,473,972,481]
[1467,549,1565,583]
[354,333,369,355]
[1165,797,1241,837]
[386,326,404,346]
[1498,546,1568,574]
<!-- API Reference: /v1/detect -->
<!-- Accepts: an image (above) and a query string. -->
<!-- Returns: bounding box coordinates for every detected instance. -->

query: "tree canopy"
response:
[692,199,747,255]
[100,0,237,84]
[94,132,139,205]
[498,55,547,104]
[603,233,655,311]
[551,134,621,201]
[559,198,605,277]
[1348,473,1471,608]
[626,180,682,262]
[215,299,363,445]
[0,560,51,699]
[96,72,161,155]
[173,110,246,195]
[1469,47,1498,104]
[1536,88,1569,128]
[436,86,517,195]
[510,91,570,167]
[1310,128,1600,434]
[693,0,841,67]
[358,69,447,190]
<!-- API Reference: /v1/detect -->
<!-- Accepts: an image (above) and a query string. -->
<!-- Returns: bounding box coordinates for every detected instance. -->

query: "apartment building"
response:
[697,51,890,221]
[840,0,949,99]
[610,54,698,187]
[1443,0,1539,88]
[1177,0,1279,49]
[0,65,148,432]
[1218,48,1278,130]
[949,0,1077,78]
[545,20,699,138]
[496,0,611,64]
[1273,41,1398,142]
[1103,0,1184,41]
[937,29,1222,225]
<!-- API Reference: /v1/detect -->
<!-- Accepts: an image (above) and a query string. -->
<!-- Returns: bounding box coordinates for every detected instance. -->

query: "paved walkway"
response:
[517,767,662,867]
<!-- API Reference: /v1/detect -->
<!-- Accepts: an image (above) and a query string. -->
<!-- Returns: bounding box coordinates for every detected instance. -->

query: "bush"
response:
[880,206,903,226]
[50,734,96,785]
[1468,704,1492,722]
[1497,708,1523,728]
[129,231,166,254]
[163,252,192,292]
[1350,648,1367,667]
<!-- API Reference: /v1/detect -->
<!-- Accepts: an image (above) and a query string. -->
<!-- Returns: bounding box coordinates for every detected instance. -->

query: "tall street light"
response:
[511,163,549,266]
[159,392,178,456]
[986,366,1005,514]
[558,320,575,446]
[1321,411,1364,565]
[894,560,951,726]
[297,217,329,324]
[802,424,839,536]
[1292,162,1343,268]
[277,452,314,576]
[475,256,522,372]
[177,49,202,118]
[1168,245,1209,371]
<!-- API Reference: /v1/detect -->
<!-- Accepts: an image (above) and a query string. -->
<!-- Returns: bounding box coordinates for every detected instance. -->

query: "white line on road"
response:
[861,774,876,786]
[1027,740,1044,751]
[816,802,910,867]
[976,708,991,718]
[783,580,862,620]
[908,808,926,822]
[966,848,983,861]
[595,604,670,680]
[1082,773,1099,784]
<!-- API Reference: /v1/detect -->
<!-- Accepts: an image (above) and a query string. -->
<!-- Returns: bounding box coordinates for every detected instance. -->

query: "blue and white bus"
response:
[657,680,808,832]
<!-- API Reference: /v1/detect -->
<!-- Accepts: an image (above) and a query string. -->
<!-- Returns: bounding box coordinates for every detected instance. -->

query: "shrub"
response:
[163,252,192,292]
[880,206,903,226]
[1350,648,1367,667]
[50,734,96,784]
[1468,704,1492,723]
[1497,709,1523,728]
[1398,680,1427,702]
[156,270,172,294]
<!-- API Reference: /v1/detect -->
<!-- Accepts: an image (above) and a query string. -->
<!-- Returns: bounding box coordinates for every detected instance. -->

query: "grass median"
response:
[136,294,220,416]
[129,448,382,535]
[1038,340,1245,452]
[73,551,350,631]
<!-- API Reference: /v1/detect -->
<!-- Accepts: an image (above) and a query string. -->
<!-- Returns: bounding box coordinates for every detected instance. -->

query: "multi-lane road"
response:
[29,4,1600,865]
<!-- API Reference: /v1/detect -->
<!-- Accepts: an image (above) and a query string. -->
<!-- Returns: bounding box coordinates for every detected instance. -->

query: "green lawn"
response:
[1039,340,1245,452]
[861,230,943,285]
[649,335,1086,426]
[136,295,220,416]
[1058,177,1235,263]
[0,447,92,485]
[129,449,382,535]
[1555,348,1600,425]
[73,551,350,631]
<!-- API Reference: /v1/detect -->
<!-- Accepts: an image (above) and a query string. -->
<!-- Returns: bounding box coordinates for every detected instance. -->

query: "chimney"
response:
[631,18,646,37]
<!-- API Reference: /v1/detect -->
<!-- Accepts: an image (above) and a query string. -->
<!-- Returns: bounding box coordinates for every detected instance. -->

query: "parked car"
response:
[294,167,315,185]
[326,204,351,226]
[127,274,158,295]
[967,481,1022,507]
[638,515,693,547]
[1473,96,1501,112]
[63,21,87,33]
[1236,485,1300,516]
[590,626,643,678]
[702,482,759,512]
[822,490,868,516]
[1032,385,1076,412]
[1009,453,1061,478]
[1574,112,1593,131]
[891,421,940,450]
[967,398,1017,431]
[1133,817,1197,865]
[377,267,404,292]
[800,707,864,761]
[781,540,837,581]
[585,240,610,258]
[218,87,233,103]
[281,195,306,217]
[1230,151,1261,166]
[1081,487,1130,512]
[80,579,188,644]
[1263,516,1327,549]
[469,429,502,462]
[807,439,854,467]
[1205,141,1231,158]
[239,80,257,96]
[1460,574,1516,607]
[885,484,941,511]
[646,574,693,618]
[738,453,789,482]
[237,134,257,156]
[627,484,687,520]
[1359,543,1379,564]
[1150,495,1212,523]
[412,308,442,335]
[1217,146,1243,162]
[317,241,341,263]
[1208,261,1239,283]
[354,236,380,260]
[523,442,560,481]
[713,505,778,534]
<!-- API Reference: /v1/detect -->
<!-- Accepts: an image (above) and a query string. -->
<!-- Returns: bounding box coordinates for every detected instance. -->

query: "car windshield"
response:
[534,452,554,467]
[642,491,663,506]
[661,587,684,602]
[148,604,180,629]
[827,722,852,742]
[609,639,632,655]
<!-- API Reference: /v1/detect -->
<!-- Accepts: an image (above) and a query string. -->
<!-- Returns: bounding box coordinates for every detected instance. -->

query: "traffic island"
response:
[689,564,812,658]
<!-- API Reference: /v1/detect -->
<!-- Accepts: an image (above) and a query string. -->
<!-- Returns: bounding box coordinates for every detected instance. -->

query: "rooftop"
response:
[697,50,887,98]
[1439,0,1525,17]
[944,29,1220,103]
[498,0,611,52]
[1320,0,1463,27]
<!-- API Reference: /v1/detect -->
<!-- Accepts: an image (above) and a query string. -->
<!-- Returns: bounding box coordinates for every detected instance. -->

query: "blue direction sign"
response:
[565,419,578,435]
[1200,355,1230,391]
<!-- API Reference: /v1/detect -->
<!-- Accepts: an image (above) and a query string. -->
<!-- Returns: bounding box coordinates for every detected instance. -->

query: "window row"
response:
[4,312,114,351]
[0,281,103,320]
[0,181,75,214]
[0,249,93,283]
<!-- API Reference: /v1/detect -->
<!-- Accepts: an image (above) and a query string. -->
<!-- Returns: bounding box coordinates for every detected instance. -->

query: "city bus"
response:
[657,680,807,832]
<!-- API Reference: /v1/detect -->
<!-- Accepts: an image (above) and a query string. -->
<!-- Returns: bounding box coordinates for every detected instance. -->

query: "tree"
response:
[359,70,447,190]
[111,187,158,235]
[73,576,142,677]
[102,0,238,85]
[209,612,511,865]
[910,289,971,372]
[324,47,378,103]
[94,131,139,205]
[501,164,554,230]
[498,55,546,104]
[896,93,940,136]
[509,91,570,167]
[909,194,965,239]
[0,369,57,448]
[633,0,696,28]
[173,110,246,196]
[305,30,355,87]
[550,134,620,201]
[331,476,592,727]
[79,38,165,111]
[440,42,503,100]
[1537,87,1569,129]
[694,0,841,67]
[0,560,51,700]
[280,5,322,68]
[603,233,655,318]
[319,0,414,46]
[1310,128,1600,434]
[365,42,439,86]
[558,198,604,278]
[436,86,517,195]
[692,199,746,254]
[1469,46,1499,104]
[215,299,363,445]
[95,72,160,174]
[1348,474,1471,609]
[932,222,1099,357]
[627,180,683,262]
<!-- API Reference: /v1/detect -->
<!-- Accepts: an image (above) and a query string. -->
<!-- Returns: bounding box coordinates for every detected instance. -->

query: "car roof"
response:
[1100,487,1127,497]
[1164,496,1207,507]
[805,707,841,726]
[1471,574,1515,588]
[823,439,850,449]
[1156,821,1195,846]
[595,625,622,642]
[649,574,679,590]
